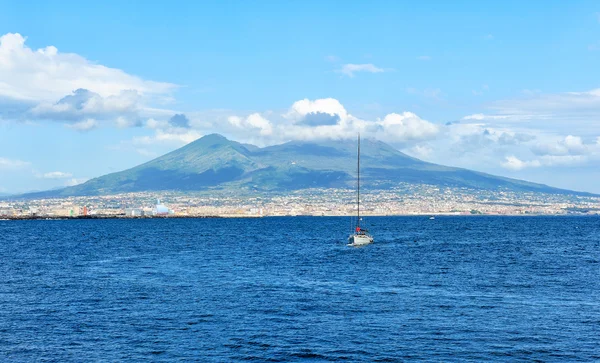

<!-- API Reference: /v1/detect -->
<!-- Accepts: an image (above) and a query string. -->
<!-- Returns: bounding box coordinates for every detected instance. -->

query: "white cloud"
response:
[29,88,145,128]
[531,135,596,156]
[0,33,179,131]
[413,121,543,172]
[456,88,600,147]
[337,63,385,77]
[406,144,433,159]
[324,55,339,62]
[41,171,73,179]
[228,113,273,136]
[489,88,600,120]
[460,87,600,168]
[376,112,439,142]
[0,33,176,102]
[115,116,140,128]
[64,178,88,186]
[221,98,440,145]
[285,98,349,123]
[0,157,30,169]
[132,129,203,146]
[562,135,586,154]
[502,156,541,170]
[417,55,431,61]
[462,113,511,121]
[145,118,163,129]
[449,109,600,173]
[502,154,589,171]
[31,89,139,118]
[66,119,98,131]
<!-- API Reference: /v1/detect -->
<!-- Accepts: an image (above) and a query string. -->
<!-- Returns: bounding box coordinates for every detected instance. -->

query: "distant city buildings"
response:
[153,199,174,216]
[1,184,599,218]
[125,208,145,217]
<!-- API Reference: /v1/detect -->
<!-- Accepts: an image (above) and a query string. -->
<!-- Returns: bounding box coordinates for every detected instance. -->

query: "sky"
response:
[1,0,600,194]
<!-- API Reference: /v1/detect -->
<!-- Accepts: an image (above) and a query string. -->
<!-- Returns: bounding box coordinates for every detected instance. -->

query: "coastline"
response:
[1,213,596,221]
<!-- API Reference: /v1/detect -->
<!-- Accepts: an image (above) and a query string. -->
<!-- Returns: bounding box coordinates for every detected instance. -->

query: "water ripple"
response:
[0,216,599,361]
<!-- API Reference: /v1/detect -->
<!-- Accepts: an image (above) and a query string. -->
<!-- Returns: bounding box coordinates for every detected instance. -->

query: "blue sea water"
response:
[0,216,599,361]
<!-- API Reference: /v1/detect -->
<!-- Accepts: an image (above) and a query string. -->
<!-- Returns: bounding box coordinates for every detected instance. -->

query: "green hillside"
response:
[19,133,593,198]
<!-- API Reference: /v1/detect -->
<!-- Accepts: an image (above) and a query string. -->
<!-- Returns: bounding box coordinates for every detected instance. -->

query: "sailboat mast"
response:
[357,133,360,229]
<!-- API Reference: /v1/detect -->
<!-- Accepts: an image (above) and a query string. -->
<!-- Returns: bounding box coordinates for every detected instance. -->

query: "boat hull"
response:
[348,234,374,246]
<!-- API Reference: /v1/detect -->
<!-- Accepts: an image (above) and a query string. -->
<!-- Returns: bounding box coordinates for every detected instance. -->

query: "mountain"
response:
[18,133,594,198]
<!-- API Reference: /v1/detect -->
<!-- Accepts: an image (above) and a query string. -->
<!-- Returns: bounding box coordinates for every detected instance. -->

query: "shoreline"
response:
[0,213,596,220]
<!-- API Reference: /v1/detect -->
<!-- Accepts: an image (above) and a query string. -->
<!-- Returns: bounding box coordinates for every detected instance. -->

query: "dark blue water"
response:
[1,216,599,361]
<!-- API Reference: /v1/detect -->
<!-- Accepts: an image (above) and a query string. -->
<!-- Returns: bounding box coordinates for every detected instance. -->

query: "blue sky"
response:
[1,0,600,193]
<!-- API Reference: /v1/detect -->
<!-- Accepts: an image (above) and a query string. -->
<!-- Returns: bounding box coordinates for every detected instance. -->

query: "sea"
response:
[0,216,599,361]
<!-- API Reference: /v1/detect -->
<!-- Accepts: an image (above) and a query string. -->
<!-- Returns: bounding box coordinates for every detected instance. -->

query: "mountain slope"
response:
[20,133,594,197]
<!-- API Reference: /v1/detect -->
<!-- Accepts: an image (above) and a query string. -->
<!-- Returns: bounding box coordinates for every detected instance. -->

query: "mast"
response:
[357,133,360,229]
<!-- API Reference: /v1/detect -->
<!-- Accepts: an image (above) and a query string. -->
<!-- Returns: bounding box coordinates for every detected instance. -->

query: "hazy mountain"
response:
[17,133,594,198]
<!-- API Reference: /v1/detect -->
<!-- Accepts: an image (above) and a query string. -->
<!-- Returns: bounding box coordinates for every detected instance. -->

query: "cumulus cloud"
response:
[502,156,541,171]
[447,85,600,173]
[375,112,439,142]
[0,33,175,102]
[228,113,273,136]
[132,129,203,146]
[298,112,341,126]
[409,120,544,173]
[531,135,588,156]
[502,154,589,171]
[285,98,348,123]
[454,108,600,173]
[407,144,433,159]
[66,119,98,131]
[497,132,535,145]
[32,89,138,117]
[222,98,439,145]
[337,63,385,77]
[0,33,177,129]
[29,88,143,127]
[487,88,600,128]
[168,114,190,128]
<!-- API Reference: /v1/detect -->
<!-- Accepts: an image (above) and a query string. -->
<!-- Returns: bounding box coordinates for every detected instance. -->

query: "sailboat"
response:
[348,133,374,247]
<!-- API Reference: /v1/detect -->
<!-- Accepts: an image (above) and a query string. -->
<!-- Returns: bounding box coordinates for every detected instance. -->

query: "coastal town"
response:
[1,183,599,219]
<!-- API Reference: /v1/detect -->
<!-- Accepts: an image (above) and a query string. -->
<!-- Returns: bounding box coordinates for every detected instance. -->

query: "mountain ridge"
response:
[14,133,597,198]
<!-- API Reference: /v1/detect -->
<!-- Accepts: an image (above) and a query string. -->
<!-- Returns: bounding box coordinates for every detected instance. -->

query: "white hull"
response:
[348,234,373,246]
